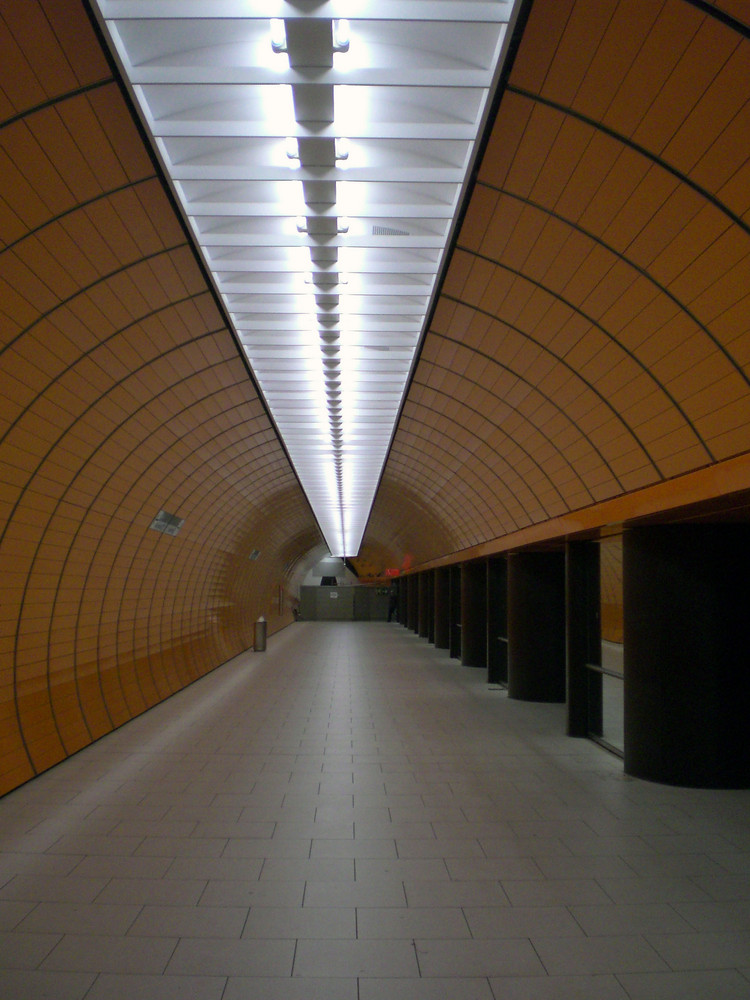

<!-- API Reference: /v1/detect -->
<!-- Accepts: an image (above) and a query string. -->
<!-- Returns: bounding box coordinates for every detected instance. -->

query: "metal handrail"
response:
[584,661,623,680]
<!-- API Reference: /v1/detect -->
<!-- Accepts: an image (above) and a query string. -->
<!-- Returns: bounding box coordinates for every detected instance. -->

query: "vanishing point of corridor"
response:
[1,622,750,999]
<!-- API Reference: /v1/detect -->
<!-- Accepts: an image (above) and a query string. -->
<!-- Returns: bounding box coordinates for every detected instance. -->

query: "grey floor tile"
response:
[432,821,512,840]
[16,902,141,936]
[645,931,750,970]
[201,879,306,907]
[673,899,750,931]
[690,875,750,900]
[568,902,694,936]
[447,856,545,880]
[165,856,264,880]
[354,821,436,840]
[464,904,583,938]
[84,973,226,1000]
[241,905,355,939]
[192,821,275,839]
[70,856,172,879]
[166,936,295,976]
[0,900,36,930]
[533,935,670,976]
[596,876,713,905]
[0,853,84,879]
[223,977,358,1000]
[134,837,227,858]
[273,821,354,840]
[535,856,642,880]
[356,905,470,939]
[0,969,96,1000]
[359,977,495,1000]
[222,837,311,859]
[617,969,750,1000]
[303,880,406,907]
[478,836,571,858]
[293,937,419,977]
[355,858,450,881]
[41,934,177,973]
[311,838,396,858]
[260,857,354,880]
[95,877,206,906]
[128,904,247,938]
[0,876,108,904]
[0,930,61,969]
[414,937,544,977]
[395,837,483,858]
[46,835,144,857]
[403,879,510,908]
[488,974,629,999]
[502,878,611,907]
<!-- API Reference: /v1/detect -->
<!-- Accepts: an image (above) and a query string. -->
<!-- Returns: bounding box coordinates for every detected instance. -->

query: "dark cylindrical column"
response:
[507,550,566,702]
[623,525,750,788]
[397,577,406,625]
[449,565,462,659]
[434,567,450,649]
[406,574,419,632]
[487,556,508,685]
[418,572,429,638]
[427,570,436,644]
[461,560,487,668]
[566,540,601,737]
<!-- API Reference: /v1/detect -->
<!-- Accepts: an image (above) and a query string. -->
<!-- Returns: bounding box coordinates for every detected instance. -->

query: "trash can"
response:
[253,615,267,652]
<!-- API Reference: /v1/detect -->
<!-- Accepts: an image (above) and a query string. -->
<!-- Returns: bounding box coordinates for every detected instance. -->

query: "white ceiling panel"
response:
[93,0,519,556]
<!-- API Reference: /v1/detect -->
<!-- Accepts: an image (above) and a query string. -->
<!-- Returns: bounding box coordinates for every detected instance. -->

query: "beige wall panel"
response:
[508,0,576,96]
[633,18,740,156]
[600,2,702,138]
[537,0,620,108]
[477,93,533,191]
[571,3,663,121]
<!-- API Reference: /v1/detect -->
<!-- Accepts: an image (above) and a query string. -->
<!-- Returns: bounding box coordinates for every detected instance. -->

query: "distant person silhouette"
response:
[387,588,398,622]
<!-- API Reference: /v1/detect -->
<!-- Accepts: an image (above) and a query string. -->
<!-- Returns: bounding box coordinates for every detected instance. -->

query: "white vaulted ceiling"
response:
[92,0,518,556]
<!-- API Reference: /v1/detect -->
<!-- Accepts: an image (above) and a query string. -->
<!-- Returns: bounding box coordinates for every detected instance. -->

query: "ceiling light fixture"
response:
[333,19,350,53]
[285,137,300,162]
[270,18,287,53]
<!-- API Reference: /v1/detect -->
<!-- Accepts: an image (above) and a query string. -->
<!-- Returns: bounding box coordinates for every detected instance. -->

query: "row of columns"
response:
[393,526,750,789]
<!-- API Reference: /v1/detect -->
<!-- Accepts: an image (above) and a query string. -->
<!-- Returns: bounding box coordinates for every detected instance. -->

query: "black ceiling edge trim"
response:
[683,0,750,39]
[409,349,618,502]
[453,251,717,467]
[0,78,113,134]
[362,0,539,548]
[508,84,750,243]
[80,0,325,545]
[426,316,642,490]
[0,288,210,451]
[474,183,750,395]
[1,175,158,259]
[388,403,557,528]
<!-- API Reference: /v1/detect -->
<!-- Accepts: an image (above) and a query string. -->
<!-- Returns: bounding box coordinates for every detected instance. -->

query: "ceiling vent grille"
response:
[372,225,410,236]
[149,510,184,536]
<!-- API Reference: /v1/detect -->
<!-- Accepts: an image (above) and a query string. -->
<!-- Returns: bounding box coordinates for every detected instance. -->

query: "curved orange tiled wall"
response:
[0,1,320,795]
[5,0,750,794]
[367,0,750,567]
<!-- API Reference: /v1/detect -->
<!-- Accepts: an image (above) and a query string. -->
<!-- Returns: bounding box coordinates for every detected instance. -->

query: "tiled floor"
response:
[2,621,750,999]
